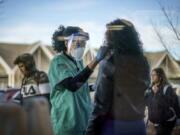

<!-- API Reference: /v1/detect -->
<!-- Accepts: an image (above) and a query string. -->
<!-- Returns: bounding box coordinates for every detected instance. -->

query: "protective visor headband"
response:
[107,19,133,31]
[68,32,89,41]
[57,32,89,41]
[107,25,125,31]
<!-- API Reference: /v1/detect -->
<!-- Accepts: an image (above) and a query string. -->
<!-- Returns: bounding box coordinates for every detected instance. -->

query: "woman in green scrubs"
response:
[48,25,107,135]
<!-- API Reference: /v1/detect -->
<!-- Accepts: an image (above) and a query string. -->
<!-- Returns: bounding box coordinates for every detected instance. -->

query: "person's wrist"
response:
[88,59,99,70]
[86,66,94,72]
[95,57,100,63]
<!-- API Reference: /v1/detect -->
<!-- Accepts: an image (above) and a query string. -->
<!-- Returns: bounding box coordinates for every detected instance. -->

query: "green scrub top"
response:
[48,53,92,135]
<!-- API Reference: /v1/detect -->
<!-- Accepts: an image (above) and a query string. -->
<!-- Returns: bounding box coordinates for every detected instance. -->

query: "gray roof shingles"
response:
[0,42,35,68]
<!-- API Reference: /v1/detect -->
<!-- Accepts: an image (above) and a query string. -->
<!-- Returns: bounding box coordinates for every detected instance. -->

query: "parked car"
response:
[0,88,20,103]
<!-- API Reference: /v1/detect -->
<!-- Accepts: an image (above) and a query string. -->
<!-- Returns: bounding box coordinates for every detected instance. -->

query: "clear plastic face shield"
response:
[67,32,90,61]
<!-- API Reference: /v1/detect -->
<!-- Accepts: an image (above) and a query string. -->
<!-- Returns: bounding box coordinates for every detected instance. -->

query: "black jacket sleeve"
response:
[86,57,115,135]
[60,66,93,92]
[166,86,180,118]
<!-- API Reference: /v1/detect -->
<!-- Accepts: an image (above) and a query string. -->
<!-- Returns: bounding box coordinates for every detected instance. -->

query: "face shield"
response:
[67,32,90,61]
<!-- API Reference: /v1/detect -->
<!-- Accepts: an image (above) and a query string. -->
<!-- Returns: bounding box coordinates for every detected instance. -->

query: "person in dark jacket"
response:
[13,53,51,104]
[86,19,150,135]
[146,67,180,135]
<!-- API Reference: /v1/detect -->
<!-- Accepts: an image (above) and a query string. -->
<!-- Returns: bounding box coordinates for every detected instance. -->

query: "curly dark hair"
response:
[52,25,82,52]
[106,19,143,55]
[14,53,36,71]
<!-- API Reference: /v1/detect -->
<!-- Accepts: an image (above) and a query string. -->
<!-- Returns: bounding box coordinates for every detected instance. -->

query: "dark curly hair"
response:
[52,25,82,52]
[106,19,143,55]
[14,53,36,71]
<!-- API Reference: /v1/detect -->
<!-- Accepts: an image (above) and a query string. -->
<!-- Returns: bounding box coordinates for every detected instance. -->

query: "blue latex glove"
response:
[95,46,108,62]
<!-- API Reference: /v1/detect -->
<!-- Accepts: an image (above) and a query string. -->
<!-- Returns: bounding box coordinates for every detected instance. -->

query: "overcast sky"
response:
[0,0,179,57]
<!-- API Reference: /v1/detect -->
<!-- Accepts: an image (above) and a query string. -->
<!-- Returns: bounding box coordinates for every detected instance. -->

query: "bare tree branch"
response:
[151,21,172,55]
[162,7,180,40]
[151,20,180,59]
[158,0,180,40]
[151,0,180,60]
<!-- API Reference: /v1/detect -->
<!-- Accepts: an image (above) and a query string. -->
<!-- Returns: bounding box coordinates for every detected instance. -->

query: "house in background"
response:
[144,51,180,84]
[0,41,180,93]
[144,51,180,95]
[0,41,54,88]
[0,41,95,88]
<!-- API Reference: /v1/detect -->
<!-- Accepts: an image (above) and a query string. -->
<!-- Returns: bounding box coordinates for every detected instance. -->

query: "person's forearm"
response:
[87,59,99,71]
[60,59,99,92]
[60,66,93,92]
